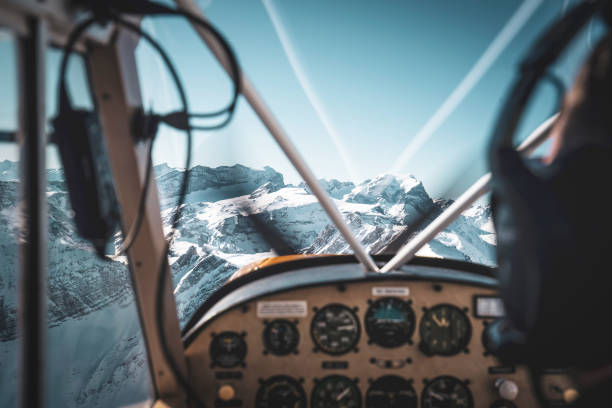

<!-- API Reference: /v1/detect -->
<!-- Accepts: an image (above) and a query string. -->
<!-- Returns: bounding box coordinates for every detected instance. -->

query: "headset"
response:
[51,19,121,258]
[485,0,612,373]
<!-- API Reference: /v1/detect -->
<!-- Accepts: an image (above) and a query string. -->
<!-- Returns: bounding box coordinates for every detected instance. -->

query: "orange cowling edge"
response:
[227,254,337,282]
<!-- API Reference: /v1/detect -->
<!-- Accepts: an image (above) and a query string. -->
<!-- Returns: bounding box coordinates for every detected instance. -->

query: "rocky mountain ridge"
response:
[0,160,495,407]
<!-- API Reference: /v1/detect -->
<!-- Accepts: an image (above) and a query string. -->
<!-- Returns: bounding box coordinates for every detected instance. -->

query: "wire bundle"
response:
[57,1,242,406]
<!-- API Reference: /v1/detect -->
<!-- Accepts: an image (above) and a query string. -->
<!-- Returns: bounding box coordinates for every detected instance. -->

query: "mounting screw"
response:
[433,284,443,292]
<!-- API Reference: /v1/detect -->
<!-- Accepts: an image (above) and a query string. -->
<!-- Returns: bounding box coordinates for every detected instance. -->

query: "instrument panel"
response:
[183,262,574,407]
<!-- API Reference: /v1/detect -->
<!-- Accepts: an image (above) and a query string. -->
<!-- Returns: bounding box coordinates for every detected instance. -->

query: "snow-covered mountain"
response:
[0,161,495,407]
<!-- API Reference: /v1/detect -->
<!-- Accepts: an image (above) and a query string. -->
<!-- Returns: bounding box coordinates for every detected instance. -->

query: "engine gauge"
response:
[311,375,361,408]
[419,304,471,356]
[209,331,247,368]
[255,375,306,408]
[365,375,417,408]
[421,376,473,408]
[311,304,360,355]
[365,297,415,348]
[263,319,299,356]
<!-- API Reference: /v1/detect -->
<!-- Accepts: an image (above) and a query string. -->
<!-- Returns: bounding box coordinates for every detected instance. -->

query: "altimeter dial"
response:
[311,304,360,355]
[419,304,471,356]
[421,376,473,408]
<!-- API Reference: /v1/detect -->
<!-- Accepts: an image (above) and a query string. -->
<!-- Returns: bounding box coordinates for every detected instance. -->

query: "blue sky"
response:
[0,0,604,198]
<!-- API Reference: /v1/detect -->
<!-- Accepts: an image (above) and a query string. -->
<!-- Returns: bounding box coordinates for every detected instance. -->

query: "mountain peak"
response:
[345,173,427,205]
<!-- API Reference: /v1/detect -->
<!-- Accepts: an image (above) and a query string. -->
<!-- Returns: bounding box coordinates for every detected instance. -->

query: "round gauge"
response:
[421,376,473,408]
[209,331,247,368]
[419,304,472,356]
[255,375,307,408]
[311,304,361,355]
[311,375,361,408]
[365,297,415,348]
[366,375,417,408]
[263,319,299,356]
[490,400,516,408]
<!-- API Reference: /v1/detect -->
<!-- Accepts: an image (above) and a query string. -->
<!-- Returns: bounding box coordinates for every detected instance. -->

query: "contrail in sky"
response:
[262,0,360,184]
[390,0,543,174]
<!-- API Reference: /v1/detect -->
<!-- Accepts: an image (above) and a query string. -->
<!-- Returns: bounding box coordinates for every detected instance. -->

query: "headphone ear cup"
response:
[491,148,579,366]
[491,148,545,332]
[52,109,121,257]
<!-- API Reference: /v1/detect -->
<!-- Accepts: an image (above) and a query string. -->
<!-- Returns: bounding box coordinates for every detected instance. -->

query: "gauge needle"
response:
[432,315,444,327]
[429,391,445,401]
[337,325,355,331]
[336,387,350,401]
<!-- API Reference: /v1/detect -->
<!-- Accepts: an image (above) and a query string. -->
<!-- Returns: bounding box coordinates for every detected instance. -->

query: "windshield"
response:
[135,1,603,325]
[0,34,153,407]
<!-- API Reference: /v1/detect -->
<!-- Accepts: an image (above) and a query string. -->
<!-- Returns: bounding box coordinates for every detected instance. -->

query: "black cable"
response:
[57,6,240,406]
[111,7,242,406]
[116,5,241,253]
[111,15,208,408]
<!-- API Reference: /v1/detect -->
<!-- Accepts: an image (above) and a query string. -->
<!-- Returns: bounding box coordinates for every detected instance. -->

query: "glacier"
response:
[0,159,495,407]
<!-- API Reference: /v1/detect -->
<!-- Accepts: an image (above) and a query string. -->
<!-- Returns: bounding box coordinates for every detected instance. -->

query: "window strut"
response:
[172,0,380,274]
[380,113,559,273]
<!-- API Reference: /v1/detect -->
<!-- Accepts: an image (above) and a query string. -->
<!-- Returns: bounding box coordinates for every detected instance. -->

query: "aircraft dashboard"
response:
[183,257,574,408]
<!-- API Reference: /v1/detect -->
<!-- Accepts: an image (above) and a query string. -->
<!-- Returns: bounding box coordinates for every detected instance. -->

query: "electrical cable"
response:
[114,3,241,255]
[111,14,241,407]
[57,3,241,405]
[110,15,205,407]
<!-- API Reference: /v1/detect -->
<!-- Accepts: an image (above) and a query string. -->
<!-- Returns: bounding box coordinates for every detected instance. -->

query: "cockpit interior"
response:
[1,1,611,408]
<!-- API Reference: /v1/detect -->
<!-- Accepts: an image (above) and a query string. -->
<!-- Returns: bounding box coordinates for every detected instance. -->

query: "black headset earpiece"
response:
[485,0,610,368]
[51,17,121,258]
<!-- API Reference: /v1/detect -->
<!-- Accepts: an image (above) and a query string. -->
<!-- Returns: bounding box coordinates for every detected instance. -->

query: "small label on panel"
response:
[257,301,307,318]
[475,296,506,318]
[372,287,410,297]
[322,361,348,369]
